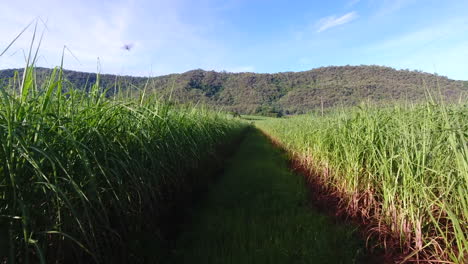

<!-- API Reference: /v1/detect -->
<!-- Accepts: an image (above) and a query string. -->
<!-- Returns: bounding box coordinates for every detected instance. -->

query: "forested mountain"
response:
[1,65,466,115]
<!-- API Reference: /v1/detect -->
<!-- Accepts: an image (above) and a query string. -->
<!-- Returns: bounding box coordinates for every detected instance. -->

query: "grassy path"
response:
[169,129,366,264]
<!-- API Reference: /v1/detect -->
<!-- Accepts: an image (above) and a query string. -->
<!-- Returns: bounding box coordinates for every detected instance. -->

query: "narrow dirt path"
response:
[169,129,366,264]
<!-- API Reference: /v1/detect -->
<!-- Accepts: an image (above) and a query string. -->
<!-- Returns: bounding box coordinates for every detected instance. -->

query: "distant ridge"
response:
[1,65,467,115]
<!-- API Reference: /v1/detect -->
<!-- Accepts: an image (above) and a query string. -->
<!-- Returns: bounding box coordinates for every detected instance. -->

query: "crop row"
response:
[0,67,246,263]
[257,103,468,263]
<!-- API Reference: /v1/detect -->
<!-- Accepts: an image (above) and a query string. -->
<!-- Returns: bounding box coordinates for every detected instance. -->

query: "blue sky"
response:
[1,0,468,80]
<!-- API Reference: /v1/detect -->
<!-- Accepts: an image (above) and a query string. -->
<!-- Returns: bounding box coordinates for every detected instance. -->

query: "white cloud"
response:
[0,0,228,76]
[0,0,138,72]
[316,12,358,33]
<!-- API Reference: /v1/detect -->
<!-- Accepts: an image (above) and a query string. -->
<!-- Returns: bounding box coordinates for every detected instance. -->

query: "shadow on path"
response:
[168,129,366,264]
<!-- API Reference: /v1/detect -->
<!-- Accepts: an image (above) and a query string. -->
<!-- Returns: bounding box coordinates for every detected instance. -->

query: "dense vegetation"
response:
[1,65,466,115]
[0,67,246,263]
[256,103,468,263]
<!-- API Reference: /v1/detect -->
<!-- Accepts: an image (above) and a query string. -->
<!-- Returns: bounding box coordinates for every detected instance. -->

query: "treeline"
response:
[1,65,466,115]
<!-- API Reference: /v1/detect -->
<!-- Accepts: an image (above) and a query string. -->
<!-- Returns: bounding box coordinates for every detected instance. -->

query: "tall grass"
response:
[0,64,246,262]
[257,103,468,263]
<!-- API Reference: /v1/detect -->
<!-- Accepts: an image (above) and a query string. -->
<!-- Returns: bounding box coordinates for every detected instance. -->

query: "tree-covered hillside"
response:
[1,65,466,115]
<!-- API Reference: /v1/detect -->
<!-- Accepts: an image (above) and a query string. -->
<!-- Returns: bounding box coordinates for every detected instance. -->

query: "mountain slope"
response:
[1,65,466,114]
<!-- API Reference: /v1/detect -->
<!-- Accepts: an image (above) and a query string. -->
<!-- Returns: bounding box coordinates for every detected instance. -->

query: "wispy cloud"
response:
[374,0,415,16]
[0,0,227,76]
[316,12,358,33]
[371,18,468,51]
[347,0,361,8]
[364,18,468,79]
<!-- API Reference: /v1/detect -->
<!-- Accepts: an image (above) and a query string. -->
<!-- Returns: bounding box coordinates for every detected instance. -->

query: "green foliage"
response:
[257,103,468,263]
[255,105,284,117]
[0,67,246,263]
[2,65,467,115]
